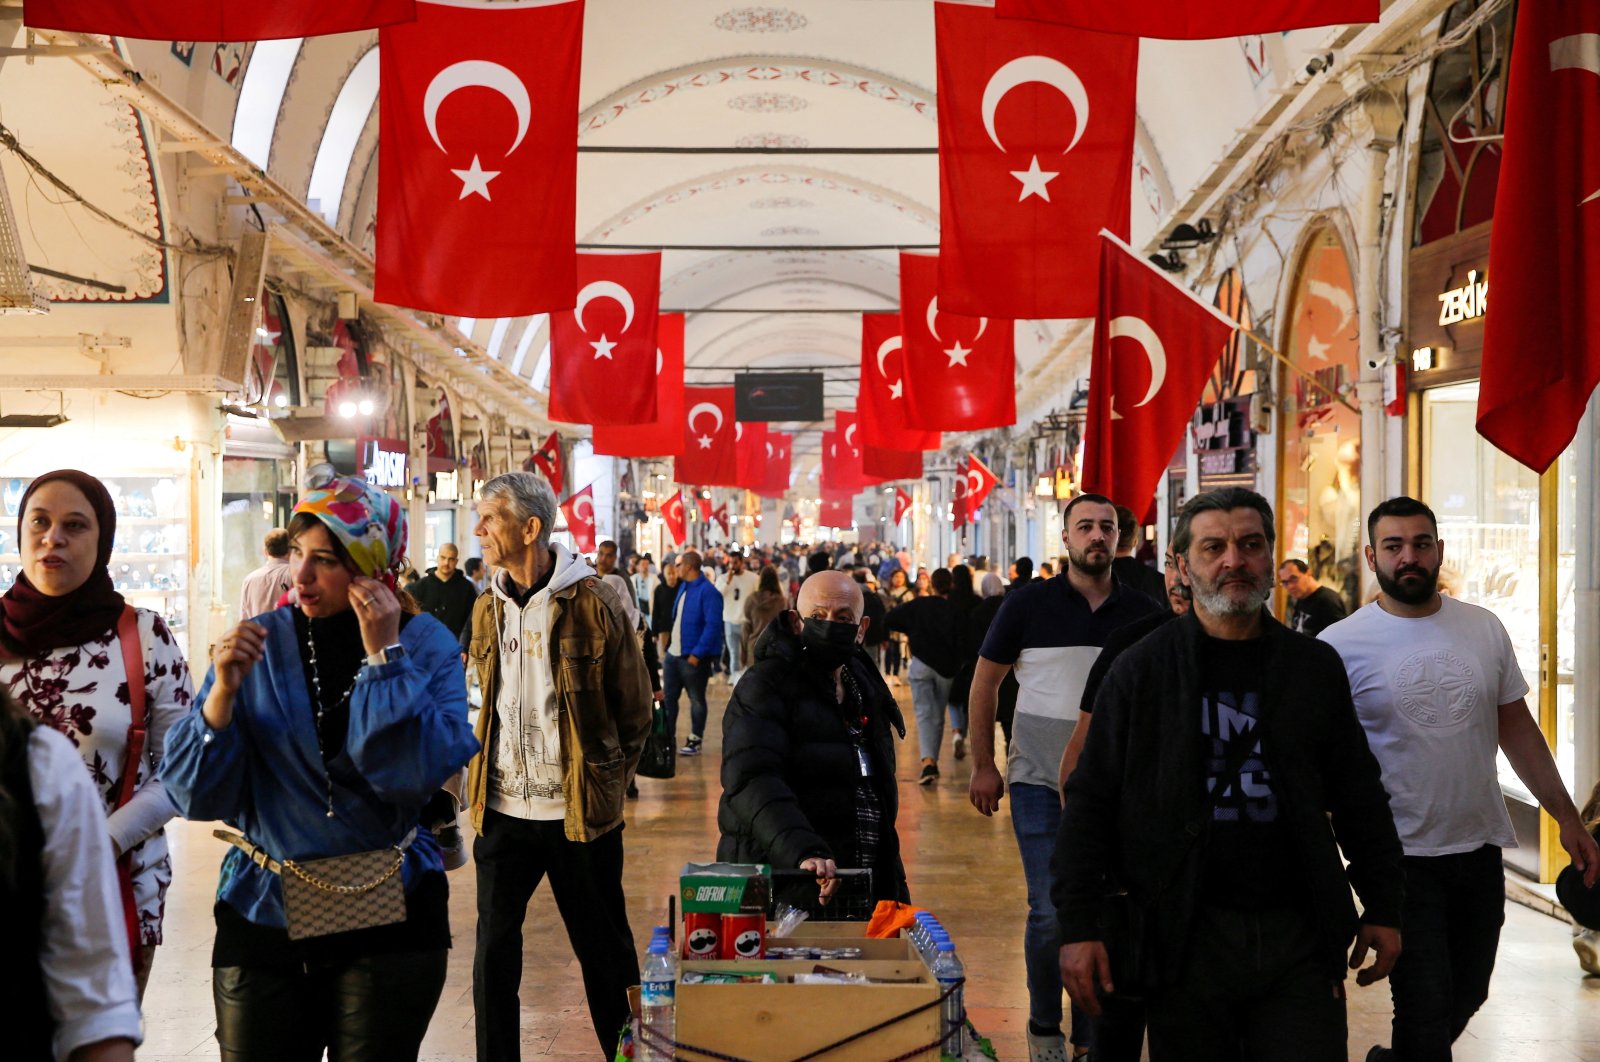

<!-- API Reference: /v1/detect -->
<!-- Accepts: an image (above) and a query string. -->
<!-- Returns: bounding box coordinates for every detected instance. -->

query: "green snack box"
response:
[680,862,771,914]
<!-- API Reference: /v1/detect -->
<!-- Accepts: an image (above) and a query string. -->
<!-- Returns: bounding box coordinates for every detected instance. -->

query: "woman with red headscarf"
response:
[0,469,195,998]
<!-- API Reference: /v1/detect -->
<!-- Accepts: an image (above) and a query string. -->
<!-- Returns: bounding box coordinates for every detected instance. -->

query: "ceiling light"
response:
[273,394,289,408]
[338,400,358,418]
[1161,220,1216,250]
[1148,251,1186,274]
[357,398,375,416]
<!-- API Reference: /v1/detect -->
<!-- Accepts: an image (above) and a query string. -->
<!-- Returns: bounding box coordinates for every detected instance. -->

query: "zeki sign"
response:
[360,437,409,489]
[1437,269,1487,326]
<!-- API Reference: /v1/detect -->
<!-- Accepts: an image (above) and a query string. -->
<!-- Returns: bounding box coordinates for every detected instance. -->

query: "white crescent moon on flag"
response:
[928,297,989,344]
[981,55,1090,155]
[687,401,724,434]
[424,60,532,155]
[655,349,664,374]
[573,494,594,522]
[876,335,903,378]
[967,469,983,495]
[1108,315,1168,408]
[845,423,858,448]
[735,423,744,441]
[1552,34,1600,204]
[574,281,636,334]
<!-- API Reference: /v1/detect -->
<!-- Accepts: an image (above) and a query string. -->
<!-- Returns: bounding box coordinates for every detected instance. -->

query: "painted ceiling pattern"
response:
[712,7,809,33]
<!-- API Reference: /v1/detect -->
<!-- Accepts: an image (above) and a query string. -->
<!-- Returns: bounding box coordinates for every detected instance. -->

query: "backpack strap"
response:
[115,605,146,811]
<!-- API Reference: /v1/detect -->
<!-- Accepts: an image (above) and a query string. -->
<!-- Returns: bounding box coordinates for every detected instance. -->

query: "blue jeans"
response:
[663,653,712,743]
[1011,781,1088,1046]
[907,657,953,761]
[724,621,745,674]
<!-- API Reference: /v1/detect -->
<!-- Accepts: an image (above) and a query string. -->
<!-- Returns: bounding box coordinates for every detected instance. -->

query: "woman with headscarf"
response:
[0,470,195,998]
[161,467,479,1061]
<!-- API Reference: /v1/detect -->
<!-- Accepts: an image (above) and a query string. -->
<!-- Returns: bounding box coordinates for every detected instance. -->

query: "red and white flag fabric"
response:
[859,314,941,452]
[558,483,597,555]
[935,1,1137,319]
[696,493,714,525]
[662,490,687,546]
[966,454,1000,515]
[1478,0,1600,473]
[1082,232,1236,514]
[377,0,582,317]
[735,421,770,490]
[863,445,923,483]
[820,492,854,530]
[710,502,731,539]
[675,387,740,486]
[893,487,914,527]
[761,433,793,498]
[952,456,970,528]
[548,252,661,427]
[820,430,865,497]
[992,0,1376,39]
[900,253,1017,432]
[23,0,415,38]
[531,430,564,495]
[592,314,685,458]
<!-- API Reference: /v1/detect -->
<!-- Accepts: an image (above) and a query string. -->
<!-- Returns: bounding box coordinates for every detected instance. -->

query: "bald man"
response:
[717,569,909,910]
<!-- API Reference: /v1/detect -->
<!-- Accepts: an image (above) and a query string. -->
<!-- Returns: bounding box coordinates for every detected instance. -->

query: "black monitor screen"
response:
[734,372,824,422]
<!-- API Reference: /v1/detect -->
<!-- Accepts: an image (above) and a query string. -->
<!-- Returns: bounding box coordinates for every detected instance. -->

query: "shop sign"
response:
[434,470,459,501]
[1193,397,1258,483]
[1437,270,1487,326]
[359,437,408,489]
[1406,221,1491,370]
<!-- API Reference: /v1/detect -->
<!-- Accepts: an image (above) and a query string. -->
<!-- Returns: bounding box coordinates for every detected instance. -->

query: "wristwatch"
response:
[366,643,406,667]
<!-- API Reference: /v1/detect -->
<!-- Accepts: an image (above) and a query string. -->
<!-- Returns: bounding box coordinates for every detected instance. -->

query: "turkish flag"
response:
[377,0,581,317]
[548,252,661,427]
[863,445,923,483]
[735,421,770,490]
[1083,232,1235,513]
[1478,1,1600,473]
[675,387,739,486]
[822,414,869,495]
[23,0,415,38]
[711,502,731,539]
[952,456,970,528]
[559,483,597,555]
[696,494,714,525]
[893,487,914,527]
[966,454,1000,516]
[761,432,793,497]
[592,314,685,458]
[820,492,854,530]
[531,431,564,495]
[993,0,1375,38]
[662,490,687,546]
[935,2,1137,319]
[859,314,940,452]
[900,253,1017,431]
[789,511,804,539]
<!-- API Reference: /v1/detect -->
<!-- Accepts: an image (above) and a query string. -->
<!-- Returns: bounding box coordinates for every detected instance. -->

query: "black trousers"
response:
[213,949,447,1062]
[1389,845,1505,1061]
[473,810,639,1061]
[1145,905,1346,1062]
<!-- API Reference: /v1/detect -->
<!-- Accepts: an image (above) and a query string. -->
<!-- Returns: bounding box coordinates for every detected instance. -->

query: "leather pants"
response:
[214,949,447,1062]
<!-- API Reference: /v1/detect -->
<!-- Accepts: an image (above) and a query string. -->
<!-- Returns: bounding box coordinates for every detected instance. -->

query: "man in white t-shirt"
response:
[1320,496,1599,1062]
[718,550,759,681]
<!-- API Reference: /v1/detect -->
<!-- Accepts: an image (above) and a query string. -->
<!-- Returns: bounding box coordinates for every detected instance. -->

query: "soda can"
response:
[721,912,765,960]
[682,912,720,960]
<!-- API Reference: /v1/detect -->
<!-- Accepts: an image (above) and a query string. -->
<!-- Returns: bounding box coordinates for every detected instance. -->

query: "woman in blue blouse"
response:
[162,469,478,1062]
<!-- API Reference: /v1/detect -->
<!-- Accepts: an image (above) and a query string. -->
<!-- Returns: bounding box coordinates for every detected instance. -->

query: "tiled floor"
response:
[139,675,1600,1060]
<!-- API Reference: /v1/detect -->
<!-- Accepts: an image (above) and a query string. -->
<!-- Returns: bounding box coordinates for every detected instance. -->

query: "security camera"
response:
[1366,356,1383,370]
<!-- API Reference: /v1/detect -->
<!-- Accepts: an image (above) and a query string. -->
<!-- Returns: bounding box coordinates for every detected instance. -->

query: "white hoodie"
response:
[486,542,595,821]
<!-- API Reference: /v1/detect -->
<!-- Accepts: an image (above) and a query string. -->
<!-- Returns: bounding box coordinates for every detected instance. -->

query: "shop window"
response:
[221,457,294,622]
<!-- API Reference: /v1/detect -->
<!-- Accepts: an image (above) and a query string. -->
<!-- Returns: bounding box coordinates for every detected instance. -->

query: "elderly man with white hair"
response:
[716,570,910,910]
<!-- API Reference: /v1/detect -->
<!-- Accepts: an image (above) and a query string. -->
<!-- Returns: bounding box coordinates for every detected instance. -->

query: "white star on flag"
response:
[888,380,904,400]
[590,334,617,360]
[1011,155,1059,203]
[452,155,500,201]
[945,341,972,367]
[697,434,714,449]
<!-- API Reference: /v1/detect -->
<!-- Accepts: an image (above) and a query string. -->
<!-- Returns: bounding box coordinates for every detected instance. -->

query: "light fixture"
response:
[1035,475,1053,497]
[1161,220,1216,250]
[0,391,68,428]
[338,400,358,419]
[1148,251,1185,274]
[357,398,375,416]
[656,474,666,481]
[273,393,289,409]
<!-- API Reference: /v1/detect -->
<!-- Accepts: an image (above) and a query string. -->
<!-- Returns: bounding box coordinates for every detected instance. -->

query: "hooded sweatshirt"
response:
[487,542,595,821]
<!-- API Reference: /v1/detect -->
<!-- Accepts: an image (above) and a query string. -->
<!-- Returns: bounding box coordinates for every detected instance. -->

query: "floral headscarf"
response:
[293,465,408,589]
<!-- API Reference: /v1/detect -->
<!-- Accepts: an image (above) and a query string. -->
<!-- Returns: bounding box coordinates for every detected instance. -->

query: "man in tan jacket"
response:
[465,471,652,1062]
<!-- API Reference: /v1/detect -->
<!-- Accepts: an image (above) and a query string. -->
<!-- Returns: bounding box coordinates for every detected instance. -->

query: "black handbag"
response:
[636,702,676,779]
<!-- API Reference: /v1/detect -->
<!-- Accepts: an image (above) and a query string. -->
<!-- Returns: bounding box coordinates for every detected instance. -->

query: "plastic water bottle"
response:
[932,940,966,1057]
[910,913,933,959]
[640,938,677,1061]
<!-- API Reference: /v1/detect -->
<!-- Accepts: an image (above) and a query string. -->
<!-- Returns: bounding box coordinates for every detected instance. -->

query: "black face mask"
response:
[801,617,860,670]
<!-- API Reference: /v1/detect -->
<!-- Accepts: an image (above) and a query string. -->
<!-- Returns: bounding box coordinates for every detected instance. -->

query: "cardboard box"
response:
[675,959,940,1062]
[681,862,771,914]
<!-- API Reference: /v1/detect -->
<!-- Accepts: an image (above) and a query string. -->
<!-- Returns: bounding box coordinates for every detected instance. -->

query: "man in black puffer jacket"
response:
[717,570,909,911]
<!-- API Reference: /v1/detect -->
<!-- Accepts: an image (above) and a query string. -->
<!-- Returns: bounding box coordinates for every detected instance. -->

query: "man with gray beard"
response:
[1054,487,1405,1062]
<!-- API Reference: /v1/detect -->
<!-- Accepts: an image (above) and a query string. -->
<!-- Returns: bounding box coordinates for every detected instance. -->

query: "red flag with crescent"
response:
[23,0,415,38]
[863,445,923,483]
[820,491,854,530]
[761,432,794,498]
[789,511,803,539]
[696,493,714,525]
[558,483,597,555]
[952,455,970,528]
[376,0,582,316]
[530,430,564,495]
[859,314,940,452]
[735,420,769,490]
[893,487,914,527]
[675,386,739,486]
[935,1,1137,319]
[1478,0,1600,472]
[549,251,661,427]
[992,0,1375,38]
[1082,232,1235,514]
[661,490,687,546]
[900,253,1016,431]
[592,314,685,458]
[711,501,731,539]
[821,415,868,496]
[966,453,1000,516]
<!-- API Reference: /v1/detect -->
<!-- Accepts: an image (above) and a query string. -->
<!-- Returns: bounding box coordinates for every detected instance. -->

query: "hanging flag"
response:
[789,510,803,540]
[935,1,1137,319]
[22,0,416,38]
[966,454,1001,517]
[735,421,770,490]
[1082,231,1236,514]
[592,314,685,458]
[900,253,1017,431]
[863,445,924,483]
[558,483,597,554]
[711,501,731,539]
[1478,0,1600,473]
[662,490,687,546]
[548,251,662,427]
[531,430,564,495]
[992,0,1376,38]
[859,314,941,452]
[893,487,914,527]
[952,455,970,528]
[376,0,582,316]
[696,493,714,525]
[675,386,739,486]
[820,491,854,530]
[821,418,868,496]
[761,432,794,498]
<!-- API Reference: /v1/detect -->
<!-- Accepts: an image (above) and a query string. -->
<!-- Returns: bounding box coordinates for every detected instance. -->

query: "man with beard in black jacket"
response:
[717,569,909,911]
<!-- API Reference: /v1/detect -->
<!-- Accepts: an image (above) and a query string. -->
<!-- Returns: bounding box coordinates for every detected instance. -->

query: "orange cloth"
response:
[866,900,927,938]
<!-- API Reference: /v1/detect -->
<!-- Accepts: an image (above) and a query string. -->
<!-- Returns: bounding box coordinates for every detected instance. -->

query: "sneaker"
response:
[919,762,939,786]
[679,737,703,756]
[953,734,967,760]
[434,824,468,872]
[1026,1030,1069,1062]
[1575,930,1600,976]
